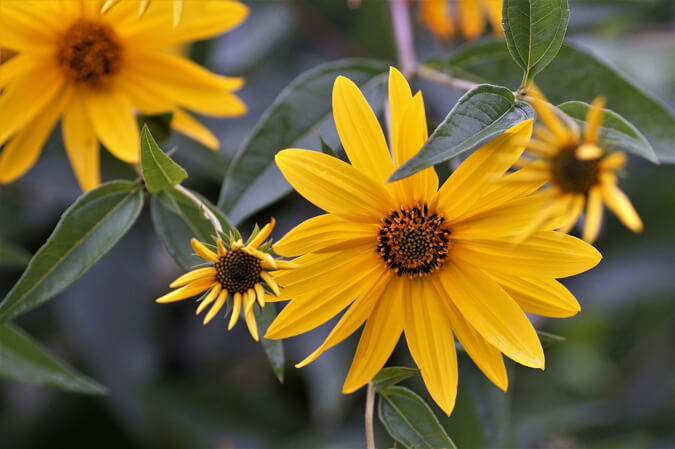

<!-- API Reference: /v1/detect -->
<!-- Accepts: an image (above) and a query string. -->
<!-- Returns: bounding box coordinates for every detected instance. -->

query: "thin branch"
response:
[417,66,480,91]
[365,381,376,449]
[389,0,417,77]
[174,185,224,234]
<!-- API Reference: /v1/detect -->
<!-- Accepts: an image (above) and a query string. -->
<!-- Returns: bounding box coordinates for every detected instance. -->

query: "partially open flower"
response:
[156,219,292,340]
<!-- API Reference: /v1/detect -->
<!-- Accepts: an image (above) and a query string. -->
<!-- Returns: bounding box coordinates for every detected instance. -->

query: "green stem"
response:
[416,66,480,91]
[174,185,224,234]
[365,381,376,449]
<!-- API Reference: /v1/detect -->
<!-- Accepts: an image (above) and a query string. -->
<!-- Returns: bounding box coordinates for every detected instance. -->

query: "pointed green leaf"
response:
[253,303,285,383]
[0,238,31,268]
[317,131,338,158]
[558,101,657,162]
[140,125,188,194]
[218,58,389,225]
[502,0,569,84]
[537,330,566,348]
[389,84,534,181]
[426,40,675,163]
[372,366,419,391]
[378,385,457,449]
[151,188,232,271]
[0,181,144,323]
[0,324,106,395]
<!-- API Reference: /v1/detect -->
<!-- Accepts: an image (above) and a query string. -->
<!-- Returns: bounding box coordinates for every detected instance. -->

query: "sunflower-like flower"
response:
[515,85,644,243]
[0,0,247,191]
[419,0,503,41]
[156,220,291,341]
[265,67,601,415]
[102,0,185,28]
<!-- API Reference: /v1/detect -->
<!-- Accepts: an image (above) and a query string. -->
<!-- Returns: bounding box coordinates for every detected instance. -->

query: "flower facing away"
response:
[264,67,602,416]
[102,0,185,28]
[156,220,293,341]
[419,0,503,41]
[514,85,644,243]
[0,0,247,191]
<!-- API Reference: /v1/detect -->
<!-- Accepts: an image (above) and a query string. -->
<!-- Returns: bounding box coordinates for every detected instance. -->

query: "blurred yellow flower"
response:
[0,0,247,191]
[265,68,601,416]
[102,0,184,28]
[156,220,293,340]
[515,85,643,243]
[419,0,503,40]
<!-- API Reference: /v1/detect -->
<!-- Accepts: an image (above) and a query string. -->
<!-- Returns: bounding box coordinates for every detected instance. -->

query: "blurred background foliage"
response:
[1,0,673,448]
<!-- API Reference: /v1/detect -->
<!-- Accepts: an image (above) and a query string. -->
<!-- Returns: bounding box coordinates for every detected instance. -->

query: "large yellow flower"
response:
[515,85,644,242]
[265,68,601,415]
[0,0,247,191]
[102,0,185,28]
[420,0,503,40]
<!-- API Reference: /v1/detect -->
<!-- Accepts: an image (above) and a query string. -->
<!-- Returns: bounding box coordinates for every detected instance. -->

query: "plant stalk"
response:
[417,66,480,91]
[174,185,224,234]
[389,0,417,78]
[365,381,376,449]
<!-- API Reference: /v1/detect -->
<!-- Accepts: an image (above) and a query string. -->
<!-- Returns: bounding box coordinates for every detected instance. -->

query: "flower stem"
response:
[174,184,224,234]
[389,0,417,77]
[365,381,376,449]
[417,66,480,91]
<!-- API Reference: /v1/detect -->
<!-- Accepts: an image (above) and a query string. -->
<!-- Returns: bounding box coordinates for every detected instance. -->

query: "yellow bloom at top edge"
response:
[513,84,644,243]
[264,67,601,416]
[419,0,503,41]
[0,0,248,191]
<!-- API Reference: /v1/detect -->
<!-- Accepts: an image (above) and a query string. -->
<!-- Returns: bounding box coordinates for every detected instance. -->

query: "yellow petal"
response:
[156,278,215,303]
[244,305,259,341]
[260,271,279,296]
[196,284,222,315]
[86,88,139,163]
[453,231,602,279]
[419,0,455,39]
[388,66,413,159]
[488,271,580,318]
[169,267,216,288]
[431,277,507,391]
[434,120,533,220]
[0,53,37,90]
[247,218,276,249]
[273,214,378,257]
[600,181,643,233]
[275,149,394,221]
[62,91,101,191]
[191,238,219,263]
[0,2,60,50]
[582,186,604,242]
[204,289,227,325]
[584,96,606,144]
[254,283,265,308]
[171,108,219,150]
[101,0,120,14]
[457,0,485,39]
[342,276,405,394]
[437,263,544,369]
[296,273,391,369]
[576,143,603,160]
[228,292,243,330]
[600,152,627,171]
[403,280,458,416]
[555,194,584,234]
[332,75,394,183]
[482,0,503,34]
[527,85,571,144]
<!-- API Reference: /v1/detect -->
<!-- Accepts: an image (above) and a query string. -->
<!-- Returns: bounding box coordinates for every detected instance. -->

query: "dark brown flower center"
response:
[57,19,122,87]
[215,249,262,294]
[377,204,450,278]
[551,146,600,194]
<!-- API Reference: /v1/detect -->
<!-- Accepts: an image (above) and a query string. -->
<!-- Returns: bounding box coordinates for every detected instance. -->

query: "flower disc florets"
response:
[215,250,263,294]
[551,146,600,194]
[377,204,450,278]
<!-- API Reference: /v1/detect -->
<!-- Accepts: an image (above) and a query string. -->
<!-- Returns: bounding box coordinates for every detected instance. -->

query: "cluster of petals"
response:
[419,0,503,40]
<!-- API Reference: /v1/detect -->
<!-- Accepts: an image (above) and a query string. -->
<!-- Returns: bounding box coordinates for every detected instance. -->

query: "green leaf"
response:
[0,181,144,323]
[558,101,657,162]
[389,84,534,181]
[372,366,419,391]
[537,330,566,347]
[378,385,457,449]
[151,188,232,271]
[253,303,285,383]
[137,111,174,144]
[427,39,675,163]
[502,0,569,84]
[0,238,31,268]
[140,125,188,194]
[218,58,389,225]
[317,131,338,158]
[0,323,106,394]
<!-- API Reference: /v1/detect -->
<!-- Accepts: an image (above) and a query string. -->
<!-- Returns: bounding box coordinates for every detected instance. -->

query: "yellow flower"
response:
[0,0,247,191]
[419,0,503,41]
[515,85,644,243]
[265,67,601,415]
[156,220,292,340]
[102,0,185,29]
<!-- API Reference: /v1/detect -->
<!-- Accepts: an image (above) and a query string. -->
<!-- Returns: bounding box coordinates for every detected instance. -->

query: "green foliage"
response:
[140,125,188,194]
[0,181,144,323]
[0,324,105,395]
[378,385,457,449]
[389,85,534,181]
[427,39,675,163]
[150,188,231,271]
[0,238,31,268]
[218,58,389,225]
[502,0,570,85]
[536,330,567,348]
[253,303,285,383]
[558,101,657,162]
[372,366,419,391]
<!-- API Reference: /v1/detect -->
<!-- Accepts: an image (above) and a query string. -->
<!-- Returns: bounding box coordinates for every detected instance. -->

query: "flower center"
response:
[377,204,450,278]
[551,146,599,194]
[215,250,262,294]
[57,19,123,87]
